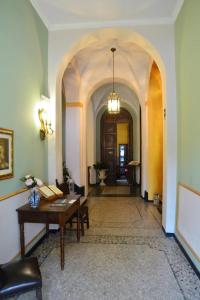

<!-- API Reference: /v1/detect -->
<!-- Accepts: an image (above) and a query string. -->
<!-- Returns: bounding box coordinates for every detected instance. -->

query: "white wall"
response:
[0,191,45,263]
[48,25,177,233]
[176,184,200,271]
[86,100,96,167]
[65,107,82,185]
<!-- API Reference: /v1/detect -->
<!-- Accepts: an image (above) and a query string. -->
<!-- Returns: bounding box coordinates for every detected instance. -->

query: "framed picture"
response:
[0,128,14,180]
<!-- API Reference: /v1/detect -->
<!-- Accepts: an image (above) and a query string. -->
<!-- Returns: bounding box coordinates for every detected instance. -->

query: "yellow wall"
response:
[117,123,129,158]
[147,63,163,200]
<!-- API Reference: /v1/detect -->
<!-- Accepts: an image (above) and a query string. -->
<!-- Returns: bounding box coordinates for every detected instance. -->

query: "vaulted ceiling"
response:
[62,40,152,105]
[30,0,184,106]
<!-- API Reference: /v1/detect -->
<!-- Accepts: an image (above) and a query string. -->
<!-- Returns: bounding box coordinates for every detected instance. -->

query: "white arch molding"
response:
[49,28,177,233]
[85,80,141,191]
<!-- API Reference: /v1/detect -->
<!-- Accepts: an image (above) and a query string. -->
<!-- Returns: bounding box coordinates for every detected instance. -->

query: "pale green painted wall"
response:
[0,0,48,196]
[175,0,200,190]
[175,0,200,271]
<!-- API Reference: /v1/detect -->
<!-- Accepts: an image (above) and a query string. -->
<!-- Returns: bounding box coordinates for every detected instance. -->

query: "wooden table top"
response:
[16,194,81,213]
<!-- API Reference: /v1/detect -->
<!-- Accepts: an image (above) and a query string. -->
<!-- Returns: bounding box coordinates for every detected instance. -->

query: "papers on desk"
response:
[50,198,77,207]
[50,199,67,207]
[68,199,76,204]
[128,160,140,166]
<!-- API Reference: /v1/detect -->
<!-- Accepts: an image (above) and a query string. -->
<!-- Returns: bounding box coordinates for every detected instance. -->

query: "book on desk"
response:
[38,185,63,200]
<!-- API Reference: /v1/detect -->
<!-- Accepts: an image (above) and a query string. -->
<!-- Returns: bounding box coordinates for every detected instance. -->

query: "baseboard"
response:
[162,226,200,278]
[174,234,200,279]
[162,226,174,237]
[140,194,153,203]
[26,229,59,257]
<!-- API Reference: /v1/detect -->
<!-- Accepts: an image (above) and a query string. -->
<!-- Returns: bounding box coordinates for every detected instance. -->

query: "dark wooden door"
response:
[101,108,133,184]
[101,118,117,183]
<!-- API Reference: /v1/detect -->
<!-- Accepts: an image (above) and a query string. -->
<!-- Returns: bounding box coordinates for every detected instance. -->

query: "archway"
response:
[50,27,177,233]
[88,82,141,190]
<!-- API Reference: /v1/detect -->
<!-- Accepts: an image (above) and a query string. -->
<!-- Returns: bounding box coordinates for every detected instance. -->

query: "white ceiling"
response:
[62,39,152,104]
[30,0,184,30]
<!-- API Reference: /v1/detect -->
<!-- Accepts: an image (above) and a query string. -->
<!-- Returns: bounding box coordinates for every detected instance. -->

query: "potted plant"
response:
[63,161,69,183]
[93,162,108,186]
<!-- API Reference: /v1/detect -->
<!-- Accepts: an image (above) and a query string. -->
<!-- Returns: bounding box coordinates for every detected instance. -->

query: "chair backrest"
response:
[56,179,85,196]
[0,267,4,288]
[56,179,69,195]
[74,185,85,196]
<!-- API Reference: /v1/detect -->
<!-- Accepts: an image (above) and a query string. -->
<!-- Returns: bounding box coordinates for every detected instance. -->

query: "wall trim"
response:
[174,234,200,279]
[161,226,200,278]
[162,225,174,237]
[0,188,27,202]
[177,183,200,263]
[176,228,200,262]
[11,227,46,261]
[179,182,200,197]
[49,18,173,31]
[65,102,83,108]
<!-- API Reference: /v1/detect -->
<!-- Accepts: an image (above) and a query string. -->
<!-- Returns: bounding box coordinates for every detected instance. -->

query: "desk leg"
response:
[46,223,49,237]
[77,207,80,242]
[19,223,25,257]
[60,225,65,270]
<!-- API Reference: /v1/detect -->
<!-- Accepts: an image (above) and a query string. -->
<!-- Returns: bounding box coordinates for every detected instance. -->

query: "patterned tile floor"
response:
[101,186,130,195]
[15,195,200,300]
[88,185,141,197]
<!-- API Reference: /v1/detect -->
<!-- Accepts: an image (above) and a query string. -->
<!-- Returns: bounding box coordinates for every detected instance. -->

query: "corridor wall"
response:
[0,0,48,262]
[175,0,200,271]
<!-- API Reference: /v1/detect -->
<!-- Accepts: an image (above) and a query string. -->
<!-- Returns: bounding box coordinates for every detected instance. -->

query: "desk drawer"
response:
[18,211,59,224]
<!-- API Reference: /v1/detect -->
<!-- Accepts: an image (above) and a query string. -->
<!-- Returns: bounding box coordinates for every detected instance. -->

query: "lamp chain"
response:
[111,48,116,93]
[113,49,115,92]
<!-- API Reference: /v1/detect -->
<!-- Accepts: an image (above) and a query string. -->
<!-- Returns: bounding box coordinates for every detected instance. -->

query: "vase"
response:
[68,178,75,195]
[98,169,107,186]
[28,188,40,208]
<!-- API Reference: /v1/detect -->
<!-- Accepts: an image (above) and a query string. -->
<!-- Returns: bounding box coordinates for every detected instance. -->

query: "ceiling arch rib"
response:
[91,82,140,116]
[62,39,153,106]
[62,58,81,102]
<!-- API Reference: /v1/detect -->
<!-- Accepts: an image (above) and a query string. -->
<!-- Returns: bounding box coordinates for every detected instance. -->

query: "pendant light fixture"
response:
[107,48,120,114]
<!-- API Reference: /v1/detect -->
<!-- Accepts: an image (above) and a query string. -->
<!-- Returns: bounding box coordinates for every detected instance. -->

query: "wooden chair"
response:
[0,257,42,299]
[56,180,89,235]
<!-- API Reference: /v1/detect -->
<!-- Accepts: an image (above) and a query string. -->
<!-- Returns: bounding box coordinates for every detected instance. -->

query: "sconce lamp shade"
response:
[38,95,53,140]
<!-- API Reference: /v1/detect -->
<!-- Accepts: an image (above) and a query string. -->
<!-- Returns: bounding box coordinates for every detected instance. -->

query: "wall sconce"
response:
[38,95,54,140]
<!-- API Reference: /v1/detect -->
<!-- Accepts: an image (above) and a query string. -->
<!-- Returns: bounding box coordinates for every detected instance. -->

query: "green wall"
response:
[175,0,200,190]
[0,0,48,196]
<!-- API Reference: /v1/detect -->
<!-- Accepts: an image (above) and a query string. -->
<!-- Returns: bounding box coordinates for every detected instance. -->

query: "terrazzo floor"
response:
[101,186,130,195]
[15,195,200,300]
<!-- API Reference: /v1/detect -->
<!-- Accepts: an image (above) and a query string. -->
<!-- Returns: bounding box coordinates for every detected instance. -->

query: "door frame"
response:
[100,108,133,184]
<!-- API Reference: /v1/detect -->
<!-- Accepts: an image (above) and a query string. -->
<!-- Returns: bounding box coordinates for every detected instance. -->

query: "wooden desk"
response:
[16,194,81,270]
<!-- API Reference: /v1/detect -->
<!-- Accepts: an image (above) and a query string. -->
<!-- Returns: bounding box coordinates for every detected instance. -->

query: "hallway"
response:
[1,2,200,300]
[16,196,200,300]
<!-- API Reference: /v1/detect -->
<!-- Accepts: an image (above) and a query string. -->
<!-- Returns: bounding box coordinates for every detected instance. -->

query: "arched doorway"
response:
[100,108,133,184]
[51,28,177,233]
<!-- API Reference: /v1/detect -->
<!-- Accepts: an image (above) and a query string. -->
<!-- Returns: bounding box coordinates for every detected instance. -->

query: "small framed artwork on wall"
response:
[0,128,14,180]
